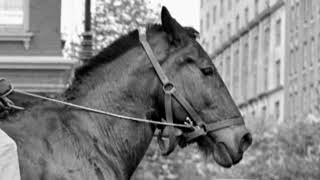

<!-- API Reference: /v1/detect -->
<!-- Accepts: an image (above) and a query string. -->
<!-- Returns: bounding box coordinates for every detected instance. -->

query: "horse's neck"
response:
[72,48,156,178]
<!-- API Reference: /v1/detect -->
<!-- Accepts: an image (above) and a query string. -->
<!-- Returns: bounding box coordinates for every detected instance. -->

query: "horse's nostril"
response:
[239,132,252,153]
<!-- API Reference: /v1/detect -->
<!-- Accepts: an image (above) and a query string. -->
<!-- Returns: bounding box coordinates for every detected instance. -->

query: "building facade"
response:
[0,0,77,93]
[200,0,320,123]
[286,0,320,121]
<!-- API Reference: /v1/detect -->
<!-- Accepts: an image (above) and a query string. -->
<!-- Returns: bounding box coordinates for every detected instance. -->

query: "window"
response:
[236,15,240,31]
[318,33,320,63]
[275,101,280,120]
[302,0,307,22]
[213,6,217,24]
[275,59,281,87]
[303,42,308,68]
[275,19,282,46]
[252,35,259,95]
[254,0,259,15]
[290,6,295,32]
[252,35,259,60]
[311,86,316,113]
[296,2,300,27]
[0,0,32,49]
[200,20,203,34]
[242,42,249,100]
[228,0,232,10]
[263,26,270,90]
[261,106,267,121]
[244,7,249,24]
[264,27,270,52]
[288,93,293,120]
[219,60,223,74]
[212,36,216,51]
[226,56,231,88]
[266,0,270,7]
[220,0,224,17]
[289,49,294,75]
[311,37,315,66]
[294,91,299,119]
[264,56,269,90]
[0,0,28,32]
[233,49,240,99]
[310,69,315,85]
[303,87,308,114]
[310,0,314,19]
[219,30,224,43]
[206,12,210,30]
[294,46,299,73]
[227,23,231,38]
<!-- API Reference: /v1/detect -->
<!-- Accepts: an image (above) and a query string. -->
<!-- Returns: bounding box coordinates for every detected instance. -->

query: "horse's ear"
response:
[161,6,186,46]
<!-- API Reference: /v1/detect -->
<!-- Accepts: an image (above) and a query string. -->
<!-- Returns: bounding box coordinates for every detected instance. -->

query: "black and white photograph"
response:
[0,0,319,179]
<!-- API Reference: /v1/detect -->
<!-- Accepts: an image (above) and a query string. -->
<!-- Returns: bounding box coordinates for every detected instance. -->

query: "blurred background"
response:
[0,0,319,179]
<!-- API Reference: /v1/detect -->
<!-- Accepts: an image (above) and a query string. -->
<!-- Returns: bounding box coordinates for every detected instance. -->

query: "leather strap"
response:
[139,35,170,85]
[140,34,182,154]
[139,33,245,147]
[171,90,204,126]
[157,90,179,155]
[0,78,14,98]
[139,35,203,127]
[0,78,24,111]
[205,117,244,132]
[182,128,206,143]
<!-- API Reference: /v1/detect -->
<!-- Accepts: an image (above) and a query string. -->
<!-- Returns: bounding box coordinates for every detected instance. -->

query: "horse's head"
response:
[145,7,252,168]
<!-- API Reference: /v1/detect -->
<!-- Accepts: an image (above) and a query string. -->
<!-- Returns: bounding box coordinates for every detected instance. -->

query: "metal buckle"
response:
[184,117,194,126]
[163,83,176,94]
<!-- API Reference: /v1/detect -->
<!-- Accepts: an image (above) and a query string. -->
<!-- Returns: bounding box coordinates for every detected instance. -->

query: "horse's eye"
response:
[200,67,214,76]
[185,58,194,63]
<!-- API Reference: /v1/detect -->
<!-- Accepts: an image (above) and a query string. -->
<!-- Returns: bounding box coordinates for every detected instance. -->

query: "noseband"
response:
[139,34,244,154]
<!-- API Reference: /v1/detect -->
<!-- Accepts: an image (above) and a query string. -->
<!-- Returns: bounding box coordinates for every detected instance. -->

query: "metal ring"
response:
[163,83,176,94]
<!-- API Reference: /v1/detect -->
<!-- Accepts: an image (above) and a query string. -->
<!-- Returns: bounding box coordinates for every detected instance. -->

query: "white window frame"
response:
[0,0,33,50]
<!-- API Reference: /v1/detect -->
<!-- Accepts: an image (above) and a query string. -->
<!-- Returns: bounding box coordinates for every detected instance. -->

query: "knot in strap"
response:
[0,78,13,98]
[0,78,24,111]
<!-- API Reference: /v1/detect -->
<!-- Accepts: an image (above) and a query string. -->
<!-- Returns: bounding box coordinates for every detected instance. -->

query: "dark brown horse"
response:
[0,7,252,180]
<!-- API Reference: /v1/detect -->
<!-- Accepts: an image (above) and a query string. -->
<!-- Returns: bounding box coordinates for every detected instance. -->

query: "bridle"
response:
[139,34,244,154]
[0,32,244,155]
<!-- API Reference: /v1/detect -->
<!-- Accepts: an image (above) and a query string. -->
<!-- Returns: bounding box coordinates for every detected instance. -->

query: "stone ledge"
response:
[0,56,79,93]
[0,32,34,50]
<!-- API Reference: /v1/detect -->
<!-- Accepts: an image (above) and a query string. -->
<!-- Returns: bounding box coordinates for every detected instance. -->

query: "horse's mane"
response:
[64,24,198,100]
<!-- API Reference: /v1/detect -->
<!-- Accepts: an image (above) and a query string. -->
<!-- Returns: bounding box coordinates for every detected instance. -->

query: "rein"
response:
[1,32,244,156]
[12,89,193,129]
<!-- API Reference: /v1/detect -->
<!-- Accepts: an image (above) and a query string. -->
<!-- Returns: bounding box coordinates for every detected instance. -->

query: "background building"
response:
[0,0,77,93]
[200,0,320,123]
[286,0,320,122]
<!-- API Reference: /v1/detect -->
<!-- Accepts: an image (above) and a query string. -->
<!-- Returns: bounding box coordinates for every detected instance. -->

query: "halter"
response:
[0,32,244,156]
[139,34,244,154]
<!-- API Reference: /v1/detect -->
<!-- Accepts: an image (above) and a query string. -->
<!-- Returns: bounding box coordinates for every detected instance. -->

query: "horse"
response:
[0,7,252,180]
